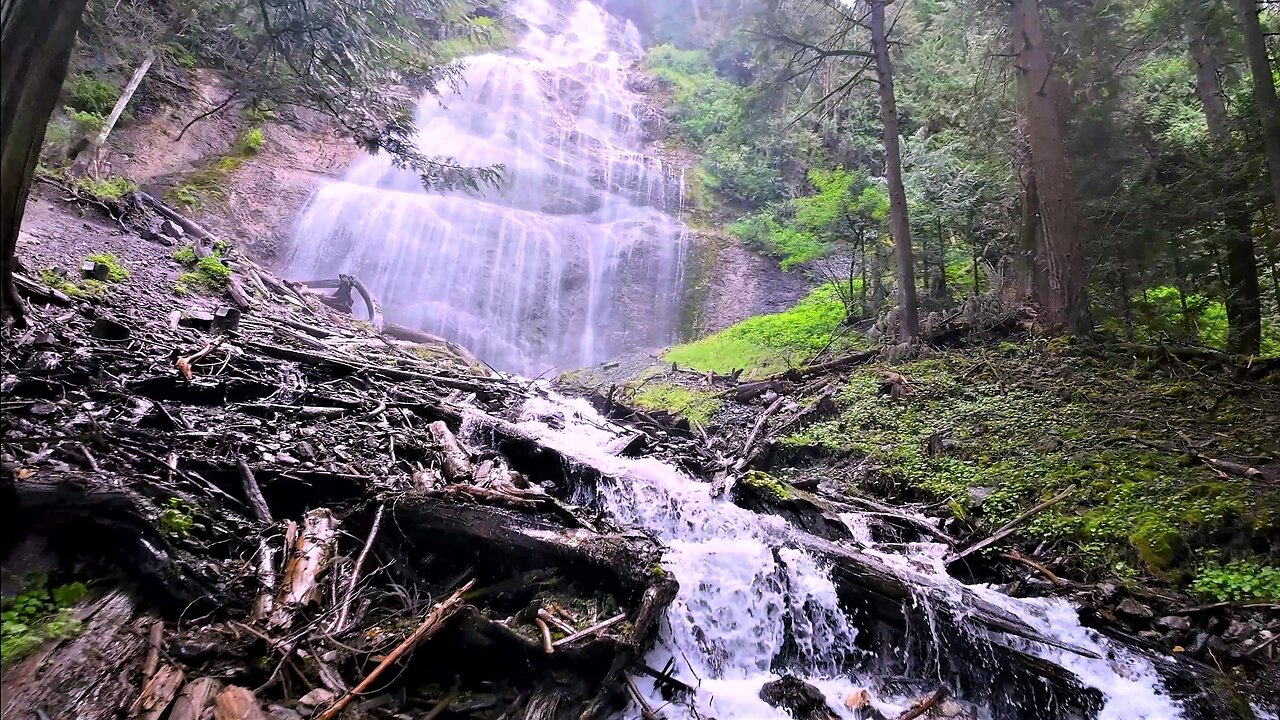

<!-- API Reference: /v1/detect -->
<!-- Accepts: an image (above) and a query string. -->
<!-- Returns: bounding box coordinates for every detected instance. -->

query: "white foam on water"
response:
[504,391,1188,719]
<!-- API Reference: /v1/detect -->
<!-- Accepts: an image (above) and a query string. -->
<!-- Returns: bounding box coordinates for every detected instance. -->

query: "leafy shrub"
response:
[1190,561,1280,601]
[1,575,88,663]
[64,107,105,135]
[65,74,117,115]
[159,498,197,537]
[235,127,264,154]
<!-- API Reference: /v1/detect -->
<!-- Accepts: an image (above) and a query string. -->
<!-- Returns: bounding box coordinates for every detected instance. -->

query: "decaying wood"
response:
[213,685,266,720]
[315,579,475,720]
[269,508,338,629]
[896,688,947,720]
[142,619,164,679]
[128,664,184,720]
[235,458,272,524]
[553,612,627,647]
[168,677,222,720]
[429,420,475,482]
[948,485,1076,563]
[736,394,786,471]
[1,590,149,720]
[343,273,384,332]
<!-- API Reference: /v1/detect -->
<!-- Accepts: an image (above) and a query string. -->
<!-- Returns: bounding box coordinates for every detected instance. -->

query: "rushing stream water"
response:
[285,0,688,374]
[486,391,1190,720]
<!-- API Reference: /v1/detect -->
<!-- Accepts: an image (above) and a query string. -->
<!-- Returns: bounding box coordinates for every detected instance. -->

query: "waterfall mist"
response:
[285,0,689,374]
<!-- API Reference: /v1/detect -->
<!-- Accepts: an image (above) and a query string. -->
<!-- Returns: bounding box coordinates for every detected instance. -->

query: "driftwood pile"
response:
[1,237,678,720]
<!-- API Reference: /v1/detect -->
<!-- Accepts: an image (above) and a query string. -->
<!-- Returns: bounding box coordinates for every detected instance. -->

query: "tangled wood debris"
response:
[1,209,678,719]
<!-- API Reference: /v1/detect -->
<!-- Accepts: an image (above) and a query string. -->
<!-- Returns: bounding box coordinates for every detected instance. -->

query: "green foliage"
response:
[1190,561,1280,602]
[64,73,117,115]
[630,383,722,426]
[39,268,108,300]
[158,498,197,537]
[1124,286,1280,355]
[63,107,105,135]
[235,127,264,154]
[173,245,230,292]
[664,285,861,375]
[781,348,1274,584]
[85,252,128,281]
[75,176,138,203]
[1,576,88,664]
[728,213,824,270]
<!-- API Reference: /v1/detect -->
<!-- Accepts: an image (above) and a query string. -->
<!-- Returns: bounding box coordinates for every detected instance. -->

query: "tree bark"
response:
[1189,24,1262,354]
[870,0,919,341]
[1230,0,1280,220]
[1,0,89,320]
[1010,0,1089,334]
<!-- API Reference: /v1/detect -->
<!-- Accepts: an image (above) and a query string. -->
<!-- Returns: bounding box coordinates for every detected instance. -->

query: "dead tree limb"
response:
[315,579,475,720]
[947,485,1076,564]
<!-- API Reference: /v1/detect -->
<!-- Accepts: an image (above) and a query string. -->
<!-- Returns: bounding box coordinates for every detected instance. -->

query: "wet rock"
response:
[1184,631,1210,655]
[966,486,993,509]
[1157,615,1191,632]
[297,688,334,708]
[1115,598,1153,621]
[1223,619,1252,641]
[759,675,841,720]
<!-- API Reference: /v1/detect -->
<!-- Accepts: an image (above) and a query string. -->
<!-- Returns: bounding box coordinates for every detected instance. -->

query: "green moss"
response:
[741,470,791,502]
[39,268,107,299]
[172,246,230,293]
[85,252,128,282]
[631,383,722,426]
[664,285,864,376]
[781,348,1273,585]
[236,127,264,154]
[75,176,137,202]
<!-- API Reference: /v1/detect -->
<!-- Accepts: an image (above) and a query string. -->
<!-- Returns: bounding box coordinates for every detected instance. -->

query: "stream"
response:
[482,391,1189,720]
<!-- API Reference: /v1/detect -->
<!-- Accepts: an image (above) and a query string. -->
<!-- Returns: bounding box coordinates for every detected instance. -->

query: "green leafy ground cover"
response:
[781,341,1279,594]
[664,284,865,376]
[630,383,723,426]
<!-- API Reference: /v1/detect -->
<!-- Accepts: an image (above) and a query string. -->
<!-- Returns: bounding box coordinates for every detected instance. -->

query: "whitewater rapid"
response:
[494,390,1186,720]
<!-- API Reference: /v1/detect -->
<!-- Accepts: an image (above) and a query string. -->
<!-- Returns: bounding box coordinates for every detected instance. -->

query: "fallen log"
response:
[429,420,475,482]
[946,485,1075,564]
[1,590,150,720]
[269,508,338,630]
[168,677,222,720]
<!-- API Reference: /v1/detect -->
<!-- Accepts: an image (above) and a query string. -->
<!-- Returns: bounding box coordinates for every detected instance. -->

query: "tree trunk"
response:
[870,0,919,341]
[1191,22,1262,353]
[1,0,89,320]
[1018,163,1047,304]
[1229,0,1280,220]
[1010,0,1089,334]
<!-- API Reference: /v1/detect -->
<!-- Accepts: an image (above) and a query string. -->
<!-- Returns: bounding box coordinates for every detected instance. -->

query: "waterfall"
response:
[284,0,687,375]
[497,391,1188,720]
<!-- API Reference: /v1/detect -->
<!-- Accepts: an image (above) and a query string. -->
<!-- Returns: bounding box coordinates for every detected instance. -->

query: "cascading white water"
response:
[503,391,1188,720]
[285,0,687,374]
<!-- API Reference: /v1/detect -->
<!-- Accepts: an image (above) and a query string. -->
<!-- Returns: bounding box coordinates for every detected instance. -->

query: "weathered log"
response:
[429,420,475,482]
[389,497,662,599]
[128,664,184,720]
[946,485,1075,564]
[236,458,272,524]
[269,507,338,629]
[168,677,222,720]
[213,685,267,720]
[342,273,383,332]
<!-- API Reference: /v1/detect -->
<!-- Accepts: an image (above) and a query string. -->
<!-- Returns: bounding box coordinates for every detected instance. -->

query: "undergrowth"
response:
[664,284,863,376]
[1,575,89,664]
[167,127,264,211]
[781,342,1278,587]
[630,383,722,426]
[172,244,231,293]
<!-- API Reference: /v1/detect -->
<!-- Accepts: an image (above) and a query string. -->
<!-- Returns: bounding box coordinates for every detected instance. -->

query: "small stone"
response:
[1116,598,1153,620]
[966,486,993,509]
[1156,615,1191,631]
[1139,630,1162,641]
[178,311,214,330]
[267,705,302,720]
[212,306,241,334]
[297,688,334,708]
[1184,631,1210,655]
[1225,620,1256,641]
[81,260,109,281]
[160,219,186,239]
